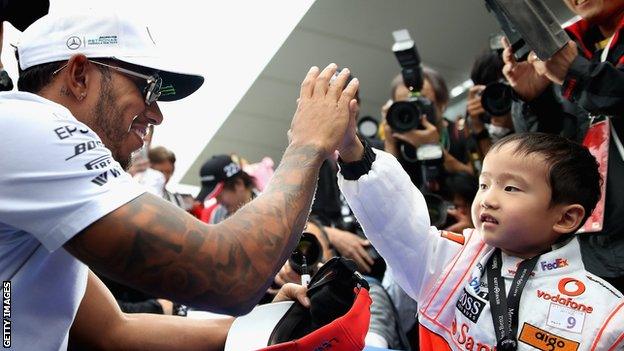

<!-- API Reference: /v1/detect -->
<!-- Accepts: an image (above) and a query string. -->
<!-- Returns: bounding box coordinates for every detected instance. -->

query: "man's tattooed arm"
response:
[65,144,323,315]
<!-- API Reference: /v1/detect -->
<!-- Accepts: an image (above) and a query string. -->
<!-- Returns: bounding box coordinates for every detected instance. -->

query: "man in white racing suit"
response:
[336,132,624,351]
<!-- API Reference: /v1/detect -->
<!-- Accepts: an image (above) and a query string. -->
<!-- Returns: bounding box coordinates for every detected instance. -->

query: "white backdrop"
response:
[1,0,315,194]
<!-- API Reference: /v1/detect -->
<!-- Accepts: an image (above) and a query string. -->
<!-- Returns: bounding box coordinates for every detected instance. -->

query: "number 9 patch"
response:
[546,303,586,334]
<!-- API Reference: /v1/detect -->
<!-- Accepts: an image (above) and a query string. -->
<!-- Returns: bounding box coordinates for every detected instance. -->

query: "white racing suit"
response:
[338,149,624,351]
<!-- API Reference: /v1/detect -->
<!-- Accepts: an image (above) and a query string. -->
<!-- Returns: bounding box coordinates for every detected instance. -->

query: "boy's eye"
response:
[479,183,488,190]
[504,185,520,192]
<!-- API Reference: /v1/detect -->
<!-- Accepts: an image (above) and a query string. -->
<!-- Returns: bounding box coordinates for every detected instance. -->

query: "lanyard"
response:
[486,249,541,351]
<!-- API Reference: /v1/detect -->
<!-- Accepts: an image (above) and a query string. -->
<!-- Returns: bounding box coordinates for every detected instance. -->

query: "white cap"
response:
[17,11,204,101]
[224,301,295,351]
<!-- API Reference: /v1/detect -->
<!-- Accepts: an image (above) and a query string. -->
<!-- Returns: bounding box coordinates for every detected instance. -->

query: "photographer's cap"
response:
[17,11,203,101]
[197,154,243,202]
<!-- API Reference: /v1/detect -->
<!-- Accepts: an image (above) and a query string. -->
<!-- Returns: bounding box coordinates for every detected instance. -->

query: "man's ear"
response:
[64,54,91,101]
[552,204,585,234]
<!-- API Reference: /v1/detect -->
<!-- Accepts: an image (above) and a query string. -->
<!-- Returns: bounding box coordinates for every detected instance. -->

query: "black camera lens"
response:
[423,193,450,228]
[481,82,512,116]
[290,232,323,275]
[386,101,422,132]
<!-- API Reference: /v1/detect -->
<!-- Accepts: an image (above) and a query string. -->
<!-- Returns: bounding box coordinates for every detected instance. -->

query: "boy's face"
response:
[471,143,565,258]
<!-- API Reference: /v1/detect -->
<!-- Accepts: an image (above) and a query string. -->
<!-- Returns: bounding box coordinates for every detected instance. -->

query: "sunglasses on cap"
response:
[52,59,162,106]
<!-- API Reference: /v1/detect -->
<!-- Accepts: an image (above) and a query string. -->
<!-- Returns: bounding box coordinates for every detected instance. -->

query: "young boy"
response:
[337,133,624,350]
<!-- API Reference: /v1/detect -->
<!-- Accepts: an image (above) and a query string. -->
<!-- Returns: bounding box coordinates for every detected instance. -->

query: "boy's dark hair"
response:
[223,171,256,191]
[491,133,601,231]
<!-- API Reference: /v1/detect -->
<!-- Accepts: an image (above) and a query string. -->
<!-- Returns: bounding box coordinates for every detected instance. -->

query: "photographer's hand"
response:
[466,86,486,133]
[382,121,400,158]
[501,37,550,101]
[325,227,374,273]
[445,208,472,233]
[391,116,439,147]
[443,150,474,175]
[272,260,303,290]
[530,41,579,85]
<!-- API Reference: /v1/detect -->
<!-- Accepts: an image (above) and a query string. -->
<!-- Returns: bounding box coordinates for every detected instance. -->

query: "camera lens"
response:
[423,193,449,228]
[357,116,379,139]
[386,101,421,132]
[481,82,512,116]
[290,232,322,274]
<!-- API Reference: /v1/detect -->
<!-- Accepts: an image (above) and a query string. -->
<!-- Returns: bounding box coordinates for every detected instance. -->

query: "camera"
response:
[480,81,513,118]
[423,193,456,229]
[387,29,442,166]
[289,232,323,275]
[386,98,437,133]
[387,29,439,134]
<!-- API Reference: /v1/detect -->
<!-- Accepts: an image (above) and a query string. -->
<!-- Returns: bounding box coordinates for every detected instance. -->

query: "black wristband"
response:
[338,136,376,180]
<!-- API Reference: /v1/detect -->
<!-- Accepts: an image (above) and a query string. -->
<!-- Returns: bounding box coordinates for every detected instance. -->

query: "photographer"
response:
[384,67,474,190]
[502,0,624,292]
[466,50,515,160]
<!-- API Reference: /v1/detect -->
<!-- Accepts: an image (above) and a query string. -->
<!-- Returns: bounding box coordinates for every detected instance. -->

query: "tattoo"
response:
[60,86,71,97]
[65,144,324,314]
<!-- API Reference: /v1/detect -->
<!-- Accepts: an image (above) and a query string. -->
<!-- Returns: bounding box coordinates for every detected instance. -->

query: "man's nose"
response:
[144,102,164,125]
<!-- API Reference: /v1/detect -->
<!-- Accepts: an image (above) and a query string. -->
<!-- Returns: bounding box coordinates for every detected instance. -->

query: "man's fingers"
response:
[339,77,360,105]
[274,273,287,287]
[327,67,351,101]
[273,283,310,307]
[349,99,359,120]
[313,63,338,97]
[300,66,319,99]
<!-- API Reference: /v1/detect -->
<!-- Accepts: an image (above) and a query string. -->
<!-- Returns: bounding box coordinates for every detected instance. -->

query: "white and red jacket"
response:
[338,149,624,351]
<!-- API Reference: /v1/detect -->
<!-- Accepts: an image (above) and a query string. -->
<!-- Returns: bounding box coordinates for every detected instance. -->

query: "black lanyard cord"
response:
[486,248,541,351]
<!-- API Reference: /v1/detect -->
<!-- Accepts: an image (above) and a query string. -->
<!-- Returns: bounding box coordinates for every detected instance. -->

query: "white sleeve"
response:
[0,107,145,252]
[338,149,463,303]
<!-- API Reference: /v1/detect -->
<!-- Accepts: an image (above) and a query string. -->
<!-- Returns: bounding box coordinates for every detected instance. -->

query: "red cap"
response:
[259,287,371,351]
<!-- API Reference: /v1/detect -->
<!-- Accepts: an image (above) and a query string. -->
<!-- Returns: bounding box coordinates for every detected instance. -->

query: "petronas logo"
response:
[160,85,176,96]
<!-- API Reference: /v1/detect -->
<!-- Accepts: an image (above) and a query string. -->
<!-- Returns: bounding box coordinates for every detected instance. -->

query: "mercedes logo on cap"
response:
[66,36,82,50]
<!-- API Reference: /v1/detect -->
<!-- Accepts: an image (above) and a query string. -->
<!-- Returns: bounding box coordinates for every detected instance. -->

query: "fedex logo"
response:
[540,258,569,271]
